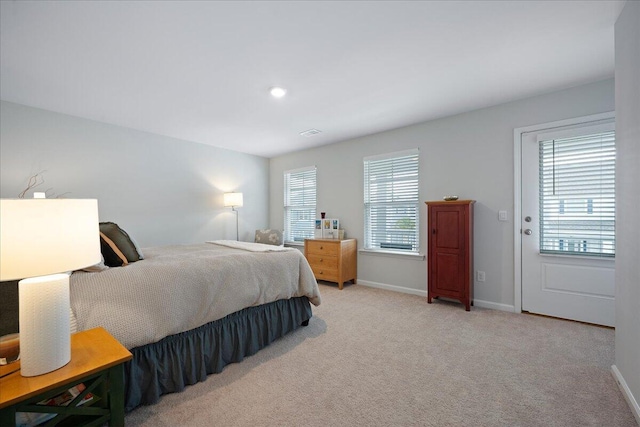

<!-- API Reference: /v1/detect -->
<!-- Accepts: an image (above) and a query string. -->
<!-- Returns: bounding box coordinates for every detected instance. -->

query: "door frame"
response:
[513,111,615,314]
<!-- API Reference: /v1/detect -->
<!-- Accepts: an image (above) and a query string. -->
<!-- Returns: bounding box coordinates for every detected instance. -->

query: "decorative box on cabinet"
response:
[304,238,357,290]
[425,200,475,311]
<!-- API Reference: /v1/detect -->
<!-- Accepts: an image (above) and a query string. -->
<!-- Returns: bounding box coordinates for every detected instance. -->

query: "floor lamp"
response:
[0,199,100,377]
[223,192,243,241]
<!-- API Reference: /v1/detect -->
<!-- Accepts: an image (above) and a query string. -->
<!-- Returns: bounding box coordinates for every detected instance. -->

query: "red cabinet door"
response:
[426,201,474,310]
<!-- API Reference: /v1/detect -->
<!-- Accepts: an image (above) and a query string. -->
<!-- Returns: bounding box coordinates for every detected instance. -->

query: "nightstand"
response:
[304,238,357,289]
[0,327,132,427]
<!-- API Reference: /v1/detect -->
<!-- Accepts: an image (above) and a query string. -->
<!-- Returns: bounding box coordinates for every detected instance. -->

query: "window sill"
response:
[538,252,615,261]
[359,249,425,261]
[284,241,305,247]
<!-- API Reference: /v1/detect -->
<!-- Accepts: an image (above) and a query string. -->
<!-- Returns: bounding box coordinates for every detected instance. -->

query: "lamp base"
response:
[19,273,71,377]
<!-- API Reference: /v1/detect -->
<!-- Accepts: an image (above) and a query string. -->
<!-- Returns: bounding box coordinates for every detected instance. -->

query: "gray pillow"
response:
[81,254,110,272]
[254,229,283,246]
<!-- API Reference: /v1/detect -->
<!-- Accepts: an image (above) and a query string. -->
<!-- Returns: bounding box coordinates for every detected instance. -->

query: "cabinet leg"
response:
[427,296,432,304]
[108,364,126,427]
[0,407,16,427]
[465,301,471,311]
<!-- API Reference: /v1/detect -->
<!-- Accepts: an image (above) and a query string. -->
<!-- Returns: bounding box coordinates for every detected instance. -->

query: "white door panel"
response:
[540,261,615,297]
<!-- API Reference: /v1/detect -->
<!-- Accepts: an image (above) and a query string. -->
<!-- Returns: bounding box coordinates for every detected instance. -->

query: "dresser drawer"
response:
[309,265,338,282]
[306,254,338,269]
[305,241,339,256]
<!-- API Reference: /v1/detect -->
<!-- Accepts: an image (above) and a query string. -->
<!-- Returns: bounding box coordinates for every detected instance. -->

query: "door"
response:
[520,119,615,327]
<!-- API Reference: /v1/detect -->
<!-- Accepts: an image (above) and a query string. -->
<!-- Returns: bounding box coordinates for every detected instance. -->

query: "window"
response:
[284,166,316,243]
[539,128,615,257]
[364,149,419,253]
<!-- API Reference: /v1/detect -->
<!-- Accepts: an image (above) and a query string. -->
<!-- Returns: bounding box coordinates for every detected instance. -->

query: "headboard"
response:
[0,281,19,336]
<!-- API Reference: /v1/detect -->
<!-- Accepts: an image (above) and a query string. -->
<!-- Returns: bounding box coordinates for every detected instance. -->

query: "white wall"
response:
[0,101,269,246]
[613,0,640,422]
[270,79,614,308]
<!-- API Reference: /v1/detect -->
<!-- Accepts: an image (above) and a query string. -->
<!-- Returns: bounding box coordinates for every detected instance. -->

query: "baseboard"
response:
[612,365,640,425]
[473,299,515,313]
[357,281,515,313]
[357,280,426,297]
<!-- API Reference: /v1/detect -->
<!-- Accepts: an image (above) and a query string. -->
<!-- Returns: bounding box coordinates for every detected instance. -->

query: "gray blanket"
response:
[70,242,321,349]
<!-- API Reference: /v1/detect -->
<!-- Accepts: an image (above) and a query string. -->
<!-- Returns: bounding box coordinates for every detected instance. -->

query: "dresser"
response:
[425,200,475,310]
[304,238,357,289]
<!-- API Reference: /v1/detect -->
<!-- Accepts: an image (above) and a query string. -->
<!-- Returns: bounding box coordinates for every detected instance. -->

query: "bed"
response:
[69,240,321,412]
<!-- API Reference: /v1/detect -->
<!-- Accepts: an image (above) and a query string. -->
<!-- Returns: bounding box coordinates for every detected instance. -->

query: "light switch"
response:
[498,210,508,221]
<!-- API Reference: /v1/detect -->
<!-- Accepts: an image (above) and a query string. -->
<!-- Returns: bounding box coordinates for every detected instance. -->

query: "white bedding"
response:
[70,242,320,349]
[207,240,293,252]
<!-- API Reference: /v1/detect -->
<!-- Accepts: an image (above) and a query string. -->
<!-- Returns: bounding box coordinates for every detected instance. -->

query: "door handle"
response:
[524,229,532,235]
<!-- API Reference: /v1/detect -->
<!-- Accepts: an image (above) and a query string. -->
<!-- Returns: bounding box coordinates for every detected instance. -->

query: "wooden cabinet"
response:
[426,200,474,311]
[0,327,132,427]
[304,238,357,290]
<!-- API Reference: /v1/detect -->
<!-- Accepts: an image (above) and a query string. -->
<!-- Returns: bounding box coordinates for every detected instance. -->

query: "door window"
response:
[538,130,616,257]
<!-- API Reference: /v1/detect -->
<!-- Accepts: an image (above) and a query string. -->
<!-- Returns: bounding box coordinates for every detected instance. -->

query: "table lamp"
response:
[223,192,243,240]
[0,199,100,377]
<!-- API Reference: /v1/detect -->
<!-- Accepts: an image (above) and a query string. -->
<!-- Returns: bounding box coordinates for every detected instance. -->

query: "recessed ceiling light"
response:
[269,86,287,98]
[300,129,322,137]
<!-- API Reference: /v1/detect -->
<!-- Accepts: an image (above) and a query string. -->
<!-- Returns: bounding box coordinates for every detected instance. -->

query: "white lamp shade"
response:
[0,199,101,281]
[223,192,243,208]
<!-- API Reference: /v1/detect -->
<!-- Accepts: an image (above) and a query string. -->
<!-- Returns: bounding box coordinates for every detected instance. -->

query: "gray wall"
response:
[614,0,640,421]
[270,79,614,309]
[0,101,269,246]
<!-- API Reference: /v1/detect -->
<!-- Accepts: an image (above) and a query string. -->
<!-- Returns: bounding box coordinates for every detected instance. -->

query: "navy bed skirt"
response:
[123,296,312,411]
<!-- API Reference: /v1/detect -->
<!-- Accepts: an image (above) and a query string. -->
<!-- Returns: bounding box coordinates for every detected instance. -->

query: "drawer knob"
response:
[320,246,323,250]
[320,258,323,262]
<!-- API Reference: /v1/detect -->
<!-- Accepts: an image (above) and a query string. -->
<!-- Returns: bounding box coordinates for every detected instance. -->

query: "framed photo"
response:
[322,218,339,238]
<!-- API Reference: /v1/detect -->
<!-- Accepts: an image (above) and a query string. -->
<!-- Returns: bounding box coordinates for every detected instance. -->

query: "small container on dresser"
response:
[304,238,357,290]
[425,200,475,310]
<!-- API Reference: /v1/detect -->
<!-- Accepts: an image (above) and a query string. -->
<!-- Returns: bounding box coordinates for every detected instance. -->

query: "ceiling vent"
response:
[299,129,322,137]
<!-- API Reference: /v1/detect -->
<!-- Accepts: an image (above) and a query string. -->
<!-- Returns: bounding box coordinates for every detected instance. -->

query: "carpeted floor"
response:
[125,283,637,426]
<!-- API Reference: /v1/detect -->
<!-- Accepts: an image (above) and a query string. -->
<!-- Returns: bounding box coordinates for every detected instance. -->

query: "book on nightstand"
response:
[15,383,94,427]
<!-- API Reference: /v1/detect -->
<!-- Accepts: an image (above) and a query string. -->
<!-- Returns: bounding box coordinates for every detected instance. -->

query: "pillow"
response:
[254,229,283,246]
[99,222,142,267]
[81,254,110,272]
[130,236,145,260]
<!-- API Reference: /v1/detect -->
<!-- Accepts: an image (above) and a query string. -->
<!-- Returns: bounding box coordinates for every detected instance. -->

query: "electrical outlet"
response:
[476,271,486,282]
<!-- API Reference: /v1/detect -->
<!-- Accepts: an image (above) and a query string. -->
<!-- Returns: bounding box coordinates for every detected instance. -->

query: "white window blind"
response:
[364,149,419,253]
[284,166,316,243]
[539,130,615,257]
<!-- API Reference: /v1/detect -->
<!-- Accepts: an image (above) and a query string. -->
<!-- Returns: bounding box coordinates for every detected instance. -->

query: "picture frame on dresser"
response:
[315,218,339,238]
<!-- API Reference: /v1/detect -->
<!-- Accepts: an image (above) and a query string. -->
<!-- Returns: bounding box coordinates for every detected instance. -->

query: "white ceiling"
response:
[0,1,625,158]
